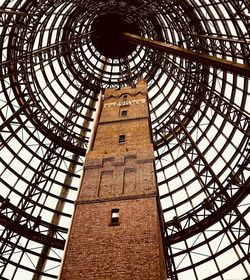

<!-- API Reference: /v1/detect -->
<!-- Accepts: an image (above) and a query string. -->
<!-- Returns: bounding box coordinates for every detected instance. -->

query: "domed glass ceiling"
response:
[0,0,249,279]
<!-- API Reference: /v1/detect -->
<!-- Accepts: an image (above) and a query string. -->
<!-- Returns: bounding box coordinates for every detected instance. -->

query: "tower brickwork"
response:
[60,80,167,280]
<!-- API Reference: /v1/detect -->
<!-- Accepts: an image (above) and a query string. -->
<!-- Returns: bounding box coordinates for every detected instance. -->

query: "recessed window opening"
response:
[121,110,127,117]
[110,208,120,225]
[119,134,126,143]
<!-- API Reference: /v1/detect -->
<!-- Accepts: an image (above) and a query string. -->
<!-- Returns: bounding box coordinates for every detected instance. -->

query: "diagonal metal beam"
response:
[0,8,41,17]
[123,32,250,77]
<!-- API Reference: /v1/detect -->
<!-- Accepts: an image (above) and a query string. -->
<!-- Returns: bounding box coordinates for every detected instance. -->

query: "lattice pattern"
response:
[0,0,249,279]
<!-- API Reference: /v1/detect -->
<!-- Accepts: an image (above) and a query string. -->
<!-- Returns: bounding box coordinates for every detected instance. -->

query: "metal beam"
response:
[32,30,95,55]
[32,63,106,280]
[0,8,40,17]
[184,33,250,44]
[0,208,65,250]
[123,32,250,77]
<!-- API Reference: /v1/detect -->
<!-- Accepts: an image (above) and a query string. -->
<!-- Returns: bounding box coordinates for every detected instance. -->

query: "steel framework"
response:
[0,0,249,279]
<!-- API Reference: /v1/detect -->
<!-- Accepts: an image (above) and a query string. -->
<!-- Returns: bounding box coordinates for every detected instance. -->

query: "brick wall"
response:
[60,80,167,280]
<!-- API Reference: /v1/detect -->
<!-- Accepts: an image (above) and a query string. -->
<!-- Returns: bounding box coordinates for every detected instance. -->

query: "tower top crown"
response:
[104,80,147,99]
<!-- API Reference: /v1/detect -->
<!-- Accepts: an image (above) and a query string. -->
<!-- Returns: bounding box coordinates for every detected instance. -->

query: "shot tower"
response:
[0,0,249,280]
[61,80,166,279]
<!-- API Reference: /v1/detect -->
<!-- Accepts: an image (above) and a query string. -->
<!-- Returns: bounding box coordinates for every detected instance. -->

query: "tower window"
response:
[119,135,126,143]
[110,208,120,225]
[121,110,127,117]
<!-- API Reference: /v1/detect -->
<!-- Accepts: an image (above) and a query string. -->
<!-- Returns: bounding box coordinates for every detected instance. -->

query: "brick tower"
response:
[60,80,167,279]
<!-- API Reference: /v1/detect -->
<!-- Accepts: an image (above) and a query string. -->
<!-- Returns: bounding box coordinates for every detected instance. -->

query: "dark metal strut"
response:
[123,32,250,77]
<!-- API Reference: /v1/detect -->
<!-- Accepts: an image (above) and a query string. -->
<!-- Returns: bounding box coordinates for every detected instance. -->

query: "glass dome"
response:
[0,0,249,279]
